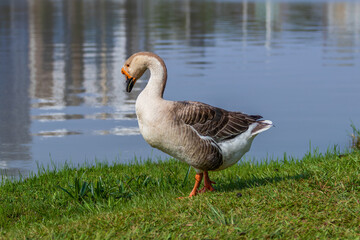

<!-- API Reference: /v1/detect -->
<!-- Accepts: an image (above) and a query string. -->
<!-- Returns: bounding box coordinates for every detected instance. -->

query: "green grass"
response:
[351,123,360,150]
[0,147,360,239]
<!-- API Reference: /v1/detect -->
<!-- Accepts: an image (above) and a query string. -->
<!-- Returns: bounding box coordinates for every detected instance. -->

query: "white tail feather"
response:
[251,120,273,136]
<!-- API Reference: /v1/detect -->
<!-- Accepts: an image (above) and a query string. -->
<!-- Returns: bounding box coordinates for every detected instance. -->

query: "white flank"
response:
[218,121,272,170]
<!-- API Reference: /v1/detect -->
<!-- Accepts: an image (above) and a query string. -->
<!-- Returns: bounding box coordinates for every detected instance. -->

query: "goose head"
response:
[121,53,148,93]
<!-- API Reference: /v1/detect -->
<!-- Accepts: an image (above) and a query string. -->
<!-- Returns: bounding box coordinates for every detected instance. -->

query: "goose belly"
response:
[139,123,190,165]
[137,113,179,154]
[138,114,220,170]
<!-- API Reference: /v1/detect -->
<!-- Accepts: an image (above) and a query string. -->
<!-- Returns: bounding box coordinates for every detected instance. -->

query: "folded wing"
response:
[174,101,262,143]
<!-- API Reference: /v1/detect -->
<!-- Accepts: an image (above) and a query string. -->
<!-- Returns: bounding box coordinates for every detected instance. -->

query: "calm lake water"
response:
[1,0,360,178]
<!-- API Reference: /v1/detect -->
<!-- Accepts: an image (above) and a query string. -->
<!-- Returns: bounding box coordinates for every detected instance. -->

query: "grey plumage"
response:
[171,101,267,171]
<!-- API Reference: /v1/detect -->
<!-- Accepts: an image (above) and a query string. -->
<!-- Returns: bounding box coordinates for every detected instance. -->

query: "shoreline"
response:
[1,146,359,238]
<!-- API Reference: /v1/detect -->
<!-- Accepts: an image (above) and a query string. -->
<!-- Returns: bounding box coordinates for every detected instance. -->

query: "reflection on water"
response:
[0,0,360,177]
[0,0,32,176]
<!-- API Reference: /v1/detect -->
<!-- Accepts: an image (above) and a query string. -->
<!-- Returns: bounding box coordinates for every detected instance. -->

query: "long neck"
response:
[143,56,167,99]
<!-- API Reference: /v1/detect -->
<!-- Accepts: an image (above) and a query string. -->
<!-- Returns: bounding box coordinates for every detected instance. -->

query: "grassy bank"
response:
[0,147,360,239]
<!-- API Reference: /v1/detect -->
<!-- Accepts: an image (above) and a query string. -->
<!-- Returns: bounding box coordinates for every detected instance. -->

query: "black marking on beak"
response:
[126,77,136,93]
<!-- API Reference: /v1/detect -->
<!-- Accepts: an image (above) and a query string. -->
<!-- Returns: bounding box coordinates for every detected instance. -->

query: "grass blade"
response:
[182,166,191,187]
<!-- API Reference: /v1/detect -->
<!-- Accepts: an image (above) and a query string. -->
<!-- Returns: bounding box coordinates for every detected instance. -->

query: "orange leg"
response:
[199,171,216,193]
[188,173,203,197]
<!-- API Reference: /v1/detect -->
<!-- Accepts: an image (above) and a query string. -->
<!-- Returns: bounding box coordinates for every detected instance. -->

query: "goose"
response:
[121,52,272,197]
